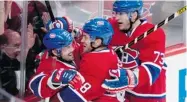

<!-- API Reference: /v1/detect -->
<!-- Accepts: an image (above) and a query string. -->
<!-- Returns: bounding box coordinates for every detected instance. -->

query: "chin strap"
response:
[56,48,62,57]
[90,40,107,52]
[123,11,139,36]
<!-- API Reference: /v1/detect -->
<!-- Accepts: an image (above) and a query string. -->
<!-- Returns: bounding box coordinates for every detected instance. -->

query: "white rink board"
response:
[165,52,187,102]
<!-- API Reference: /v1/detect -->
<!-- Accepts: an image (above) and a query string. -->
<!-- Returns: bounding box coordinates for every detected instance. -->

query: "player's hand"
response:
[27,23,36,49]
[69,71,85,90]
[102,68,138,93]
[72,27,84,43]
[72,27,82,38]
[45,16,73,33]
[114,47,139,69]
[48,69,85,90]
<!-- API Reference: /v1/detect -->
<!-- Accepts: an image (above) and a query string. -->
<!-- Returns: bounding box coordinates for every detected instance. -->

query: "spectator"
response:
[0,29,21,98]
[0,24,36,98]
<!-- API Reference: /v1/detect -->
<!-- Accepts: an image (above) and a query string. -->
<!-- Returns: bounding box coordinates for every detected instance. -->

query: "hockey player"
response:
[28,28,85,101]
[35,15,84,68]
[102,0,166,102]
[53,18,136,102]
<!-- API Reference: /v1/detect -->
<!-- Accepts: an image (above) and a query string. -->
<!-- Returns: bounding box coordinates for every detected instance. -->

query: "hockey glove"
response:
[114,47,140,69]
[47,69,85,90]
[102,68,138,93]
[46,16,73,33]
[69,71,85,90]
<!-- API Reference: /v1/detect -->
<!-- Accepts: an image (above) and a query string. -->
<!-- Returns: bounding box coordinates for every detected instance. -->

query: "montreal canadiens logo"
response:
[141,1,155,19]
[49,33,56,38]
[97,21,104,26]
[50,20,64,29]
[54,22,61,28]
[116,48,139,69]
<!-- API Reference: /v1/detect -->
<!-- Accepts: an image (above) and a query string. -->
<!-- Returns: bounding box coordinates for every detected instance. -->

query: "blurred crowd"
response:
[0,1,52,100]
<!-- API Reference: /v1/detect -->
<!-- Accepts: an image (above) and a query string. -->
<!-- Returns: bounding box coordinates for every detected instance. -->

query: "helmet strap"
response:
[91,44,107,52]
[120,20,133,35]
[57,56,75,65]
[121,11,138,36]
[90,41,107,52]
[132,11,139,23]
[90,42,97,51]
[89,37,99,51]
[56,48,62,57]
[56,48,75,65]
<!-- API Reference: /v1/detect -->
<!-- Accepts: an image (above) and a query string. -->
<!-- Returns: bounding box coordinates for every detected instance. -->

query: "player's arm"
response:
[28,61,84,98]
[48,60,91,102]
[55,56,108,101]
[54,86,88,102]
[102,46,165,92]
[136,41,166,87]
[102,28,166,92]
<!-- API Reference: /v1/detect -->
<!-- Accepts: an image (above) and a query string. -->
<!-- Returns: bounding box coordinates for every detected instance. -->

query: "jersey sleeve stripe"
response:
[47,69,63,90]
[58,86,87,102]
[29,72,45,98]
[141,62,161,85]
[141,64,152,85]
[126,90,166,98]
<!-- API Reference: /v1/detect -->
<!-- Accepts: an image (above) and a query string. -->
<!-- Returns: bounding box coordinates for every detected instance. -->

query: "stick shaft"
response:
[45,1,55,22]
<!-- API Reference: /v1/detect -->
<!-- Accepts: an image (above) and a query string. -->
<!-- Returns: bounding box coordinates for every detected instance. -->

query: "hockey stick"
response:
[45,1,55,22]
[34,1,44,27]
[116,6,187,50]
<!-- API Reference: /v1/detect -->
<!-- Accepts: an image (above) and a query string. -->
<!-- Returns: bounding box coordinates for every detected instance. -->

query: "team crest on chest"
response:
[115,47,140,69]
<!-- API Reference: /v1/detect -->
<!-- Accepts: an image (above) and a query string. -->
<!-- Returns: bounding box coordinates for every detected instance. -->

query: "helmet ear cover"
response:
[56,48,62,57]
[128,10,140,22]
[48,48,61,57]
[91,36,105,46]
[89,37,106,51]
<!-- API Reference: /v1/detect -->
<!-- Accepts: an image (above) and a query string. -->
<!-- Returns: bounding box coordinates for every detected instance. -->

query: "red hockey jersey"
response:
[28,51,77,98]
[78,49,119,100]
[28,40,81,100]
[56,48,120,102]
[109,17,166,102]
[29,41,119,102]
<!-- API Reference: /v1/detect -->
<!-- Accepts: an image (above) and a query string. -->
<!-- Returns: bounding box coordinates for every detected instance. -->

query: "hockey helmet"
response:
[83,18,114,45]
[43,28,73,50]
[113,0,143,15]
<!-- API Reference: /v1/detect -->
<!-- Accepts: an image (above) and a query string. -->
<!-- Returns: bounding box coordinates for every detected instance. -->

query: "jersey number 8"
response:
[80,82,91,93]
